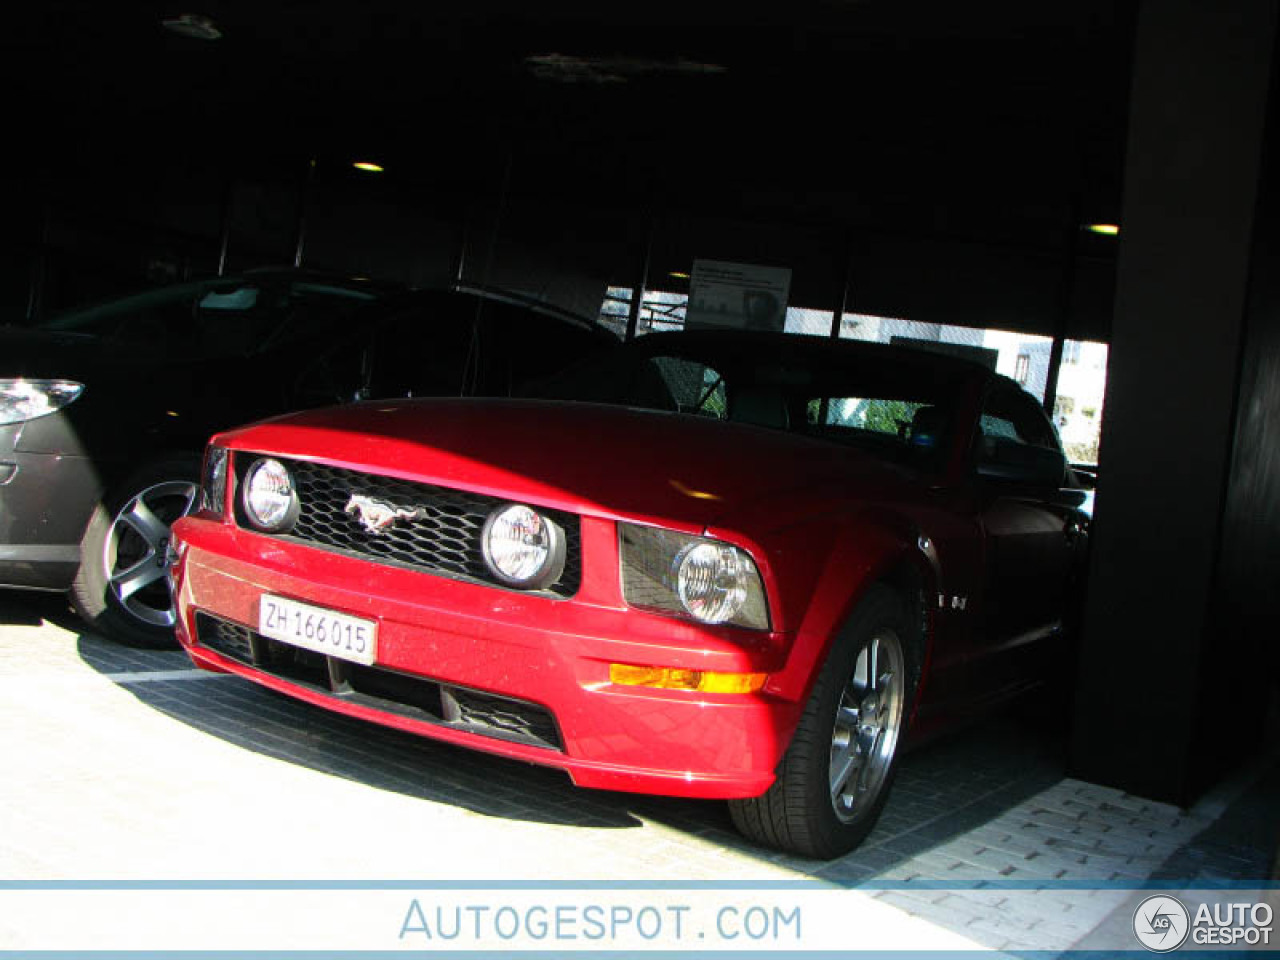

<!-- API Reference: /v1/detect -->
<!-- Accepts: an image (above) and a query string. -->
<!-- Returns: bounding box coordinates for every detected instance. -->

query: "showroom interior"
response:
[3,0,1278,889]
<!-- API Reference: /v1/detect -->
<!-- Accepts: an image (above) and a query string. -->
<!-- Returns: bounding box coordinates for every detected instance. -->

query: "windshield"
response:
[523,335,966,469]
[39,278,381,357]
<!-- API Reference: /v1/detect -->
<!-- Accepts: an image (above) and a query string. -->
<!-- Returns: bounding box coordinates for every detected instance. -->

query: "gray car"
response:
[1,270,613,646]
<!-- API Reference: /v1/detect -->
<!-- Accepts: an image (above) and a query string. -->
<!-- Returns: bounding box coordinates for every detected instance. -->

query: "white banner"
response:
[0,885,1274,954]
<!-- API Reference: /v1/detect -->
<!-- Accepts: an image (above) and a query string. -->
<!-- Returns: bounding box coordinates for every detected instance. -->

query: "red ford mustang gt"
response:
[170,331,1087,858]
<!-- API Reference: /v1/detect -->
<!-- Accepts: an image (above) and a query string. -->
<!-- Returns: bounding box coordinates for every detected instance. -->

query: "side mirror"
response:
[977,436,1066,486]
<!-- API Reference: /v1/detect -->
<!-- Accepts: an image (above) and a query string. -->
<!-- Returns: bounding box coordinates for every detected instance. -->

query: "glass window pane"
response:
[1054,339,1109,466]
[651,357,726,417]
[598,286,632,338]
[638,290,688,335]
[824,397,922,435]
[784,306,833,337]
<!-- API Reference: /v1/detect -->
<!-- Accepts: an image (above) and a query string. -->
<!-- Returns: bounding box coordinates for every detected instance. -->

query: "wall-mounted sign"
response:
[686,259,792,332]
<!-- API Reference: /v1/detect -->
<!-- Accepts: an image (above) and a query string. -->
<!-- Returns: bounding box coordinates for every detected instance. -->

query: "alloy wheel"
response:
[102,480,199,628]
[828,629,906,823]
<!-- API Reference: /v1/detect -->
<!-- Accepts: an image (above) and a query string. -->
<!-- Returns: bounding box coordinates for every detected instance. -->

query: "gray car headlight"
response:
[482,503,567,590]
[620,523,770,630]
[241,458,299,532]
[0,379,84,426]
[199,445,229,516]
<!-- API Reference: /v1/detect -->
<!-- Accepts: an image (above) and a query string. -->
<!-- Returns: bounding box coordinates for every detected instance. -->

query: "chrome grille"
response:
[199,613,253,662]
[237,456,581,598]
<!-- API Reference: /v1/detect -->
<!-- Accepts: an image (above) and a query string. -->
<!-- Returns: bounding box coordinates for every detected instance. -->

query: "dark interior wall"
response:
[1217,43,1280,719]
[1070,0,1277,804]
[299,167,462,290]
[2,3,1136,340]
[9,144,1117,340]
[23,163,229,314]
[222,177,301,272]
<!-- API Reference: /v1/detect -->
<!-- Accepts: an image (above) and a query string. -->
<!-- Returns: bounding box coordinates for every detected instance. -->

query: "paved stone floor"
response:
[1,591,1276,954]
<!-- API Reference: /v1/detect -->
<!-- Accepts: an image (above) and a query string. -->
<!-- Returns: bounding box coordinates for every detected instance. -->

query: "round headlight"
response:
[242,458,299,532]
[482,504,566,589]
[675,542,752,624]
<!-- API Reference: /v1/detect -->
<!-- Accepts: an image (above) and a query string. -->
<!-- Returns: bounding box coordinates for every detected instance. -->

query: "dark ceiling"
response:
[8,1,1136,255]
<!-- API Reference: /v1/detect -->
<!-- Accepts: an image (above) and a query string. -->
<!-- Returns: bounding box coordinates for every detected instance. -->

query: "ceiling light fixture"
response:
[352,162,385,173]
[525,53,727,85]
[1084,223,1120,236]
[669,271,691,280]
[161,13,222,40]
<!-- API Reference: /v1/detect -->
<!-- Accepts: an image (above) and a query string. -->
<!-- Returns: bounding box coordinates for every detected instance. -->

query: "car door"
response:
[971,385,1075,672]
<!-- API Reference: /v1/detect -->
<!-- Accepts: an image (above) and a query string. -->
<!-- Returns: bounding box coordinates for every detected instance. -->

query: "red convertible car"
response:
[170,331,1086,858]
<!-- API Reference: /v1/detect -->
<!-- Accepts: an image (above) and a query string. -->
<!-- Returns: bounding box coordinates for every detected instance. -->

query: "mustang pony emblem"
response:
[344,494,422,535]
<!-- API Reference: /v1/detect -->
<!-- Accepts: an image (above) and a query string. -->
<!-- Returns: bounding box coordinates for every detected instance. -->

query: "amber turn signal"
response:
[609,663,767,694]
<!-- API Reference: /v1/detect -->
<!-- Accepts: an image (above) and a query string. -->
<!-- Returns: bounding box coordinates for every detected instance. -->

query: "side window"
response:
[975,386,1065,483]
[813,397,924,436]
[651,357,727,417]
[979,389,1059,450]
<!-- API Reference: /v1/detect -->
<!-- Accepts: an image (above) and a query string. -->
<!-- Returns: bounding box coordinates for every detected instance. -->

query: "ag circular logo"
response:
[1133,895,1191,952]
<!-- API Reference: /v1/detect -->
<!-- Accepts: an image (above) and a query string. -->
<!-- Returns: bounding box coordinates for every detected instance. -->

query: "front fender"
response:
[720,508,938,706]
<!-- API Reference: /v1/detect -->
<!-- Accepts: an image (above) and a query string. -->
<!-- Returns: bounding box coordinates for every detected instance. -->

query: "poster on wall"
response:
[686,259,792,332]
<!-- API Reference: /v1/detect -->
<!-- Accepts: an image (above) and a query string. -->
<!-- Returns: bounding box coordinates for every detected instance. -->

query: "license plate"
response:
[258,595,377,666]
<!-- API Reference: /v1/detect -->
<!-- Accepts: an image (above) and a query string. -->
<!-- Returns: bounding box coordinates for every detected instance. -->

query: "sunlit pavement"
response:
[1,592,1276,953]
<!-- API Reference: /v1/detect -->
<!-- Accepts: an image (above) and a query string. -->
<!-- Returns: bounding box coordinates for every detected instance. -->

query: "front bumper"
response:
[172,515,801,799]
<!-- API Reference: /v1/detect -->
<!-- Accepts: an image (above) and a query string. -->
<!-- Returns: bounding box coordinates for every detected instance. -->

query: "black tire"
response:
[70,455,202,648]
[730,584,920,859]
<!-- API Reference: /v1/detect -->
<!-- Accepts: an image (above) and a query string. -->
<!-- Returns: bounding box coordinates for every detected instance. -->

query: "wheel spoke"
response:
[829,749,858,803]
[111,558,166,601]
[855,714,879,755]
[836,704,860,729]
[876,668,895,697]
[855,728,885,793]
[120,498,170,551]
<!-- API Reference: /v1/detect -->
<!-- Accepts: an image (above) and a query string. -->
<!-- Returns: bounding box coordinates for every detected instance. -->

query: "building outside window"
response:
[1014,353,1031,385]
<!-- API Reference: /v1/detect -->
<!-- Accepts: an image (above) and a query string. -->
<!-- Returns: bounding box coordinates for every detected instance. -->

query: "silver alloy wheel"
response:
[102,480,199,628]
[829,628,906,823]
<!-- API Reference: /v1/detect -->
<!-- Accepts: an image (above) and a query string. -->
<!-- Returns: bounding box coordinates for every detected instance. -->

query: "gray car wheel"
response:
[71,456,201,647]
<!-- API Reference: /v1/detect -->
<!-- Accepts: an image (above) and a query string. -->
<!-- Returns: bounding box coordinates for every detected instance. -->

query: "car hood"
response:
[217,397,921,532]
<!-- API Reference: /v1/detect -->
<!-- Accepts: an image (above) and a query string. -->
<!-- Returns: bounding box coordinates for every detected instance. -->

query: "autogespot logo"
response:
[1133,895,1191,952]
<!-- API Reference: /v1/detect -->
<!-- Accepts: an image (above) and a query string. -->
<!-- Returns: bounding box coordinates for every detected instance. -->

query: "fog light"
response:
[609,663,767,694]
[242,458,299,532]
[482,503,566,589]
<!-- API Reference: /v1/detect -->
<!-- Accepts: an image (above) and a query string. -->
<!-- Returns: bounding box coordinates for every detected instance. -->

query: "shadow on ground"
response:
[0,592,75,629]
[0,588,1071,882]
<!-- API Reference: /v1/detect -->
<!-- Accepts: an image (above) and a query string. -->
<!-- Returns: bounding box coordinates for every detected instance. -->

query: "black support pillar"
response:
[1070,0,1278,804]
